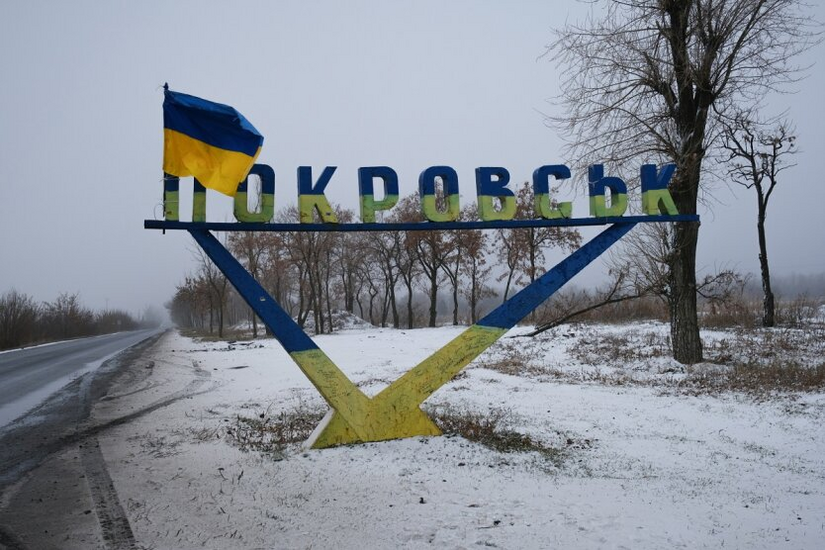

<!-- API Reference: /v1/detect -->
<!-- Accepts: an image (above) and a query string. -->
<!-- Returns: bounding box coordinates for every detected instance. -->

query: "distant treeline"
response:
[167,191,581,337]
[0,290,161,351]
[167,189,825,338]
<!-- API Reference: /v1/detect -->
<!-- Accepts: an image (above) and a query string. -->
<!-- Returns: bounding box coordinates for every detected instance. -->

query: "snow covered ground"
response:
[92,321,825,549]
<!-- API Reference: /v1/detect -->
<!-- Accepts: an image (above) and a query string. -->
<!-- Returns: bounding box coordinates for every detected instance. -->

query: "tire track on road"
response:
[0,333,219,550]
[71,354,217,550]
[80,441,137,550]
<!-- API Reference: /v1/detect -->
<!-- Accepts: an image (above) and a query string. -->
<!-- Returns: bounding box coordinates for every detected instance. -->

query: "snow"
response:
[0,338,65,355]
[93,322,825,549]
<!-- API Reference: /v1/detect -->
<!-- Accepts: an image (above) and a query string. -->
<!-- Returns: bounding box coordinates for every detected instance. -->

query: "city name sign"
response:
[162,163,679,223]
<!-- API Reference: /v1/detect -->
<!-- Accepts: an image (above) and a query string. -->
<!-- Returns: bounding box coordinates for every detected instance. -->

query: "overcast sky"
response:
[1,1,823,315]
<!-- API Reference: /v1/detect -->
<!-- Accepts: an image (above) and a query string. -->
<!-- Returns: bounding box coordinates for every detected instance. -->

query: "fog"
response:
[1,0,823,316]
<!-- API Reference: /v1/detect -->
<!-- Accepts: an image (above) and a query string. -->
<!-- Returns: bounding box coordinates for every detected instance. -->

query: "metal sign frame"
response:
[146,214,698,448]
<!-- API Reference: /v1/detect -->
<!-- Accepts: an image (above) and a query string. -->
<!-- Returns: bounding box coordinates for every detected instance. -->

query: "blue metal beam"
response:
[478,222,636,330]
[188,222,636,356]
[187,223,637,448]
[146,214,697,233]
[188,228,318,354]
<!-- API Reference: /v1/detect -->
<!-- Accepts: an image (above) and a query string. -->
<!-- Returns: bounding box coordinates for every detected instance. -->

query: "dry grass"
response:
[133,433,186,458]
[683,361,825,396]
[475,341,541,377]
[775,295,824,328]
[701,295,823,329]
[178,327,259,342]
[527,323,825,396]
[426,404,566,465]
[705,326,824,366]
[685,326,825,396]
[225,403,328,456]
[534,293,668,327]
[223,400,570,466]
[568,328,670,367]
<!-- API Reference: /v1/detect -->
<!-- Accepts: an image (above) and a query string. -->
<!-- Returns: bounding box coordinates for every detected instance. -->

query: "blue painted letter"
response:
[298,166,338,223]
[532,165,572,219]
[476,167,516,221]
[358,166,400,223]
[588,165,628,217]
[419,166,460,222]
[640,164,679,215]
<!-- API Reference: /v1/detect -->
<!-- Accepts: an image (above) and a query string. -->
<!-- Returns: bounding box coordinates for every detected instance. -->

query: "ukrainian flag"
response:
[163,88,263,197]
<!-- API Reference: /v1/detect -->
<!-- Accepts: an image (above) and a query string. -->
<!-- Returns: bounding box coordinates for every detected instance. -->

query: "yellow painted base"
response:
[309,406,442,448]
[296,324,507,449]
[589,193,628,217]
[642,189,679,215]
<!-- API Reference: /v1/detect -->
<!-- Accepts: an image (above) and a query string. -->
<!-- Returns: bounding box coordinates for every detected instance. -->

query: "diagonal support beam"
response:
[189,223,636,448]
[189,229,374,441]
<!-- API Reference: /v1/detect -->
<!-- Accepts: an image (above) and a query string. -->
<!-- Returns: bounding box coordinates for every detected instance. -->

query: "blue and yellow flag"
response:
[163,88,264,197]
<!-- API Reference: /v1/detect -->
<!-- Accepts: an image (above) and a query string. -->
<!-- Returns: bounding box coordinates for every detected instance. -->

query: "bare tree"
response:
[95,309,139,333]
[332,232,362,315]
[722,112,797,326]
[440,228,464,326]
[495,223,522,303]
[527,224,747,336]
[456,209,496,323]
[228,232,270,337]
[612,224,748,316]
[414,223,451,327]
[526,267,652,336]
[369,230,403,327]
[549,0,819,363]
[496,183,581,307]
[323,209,352,332]
[452,204,496,324]
[41,292,95,340]
[193,244,230,338]
[392,221,421,329]
[266,209,302,321]
[1,289,143,348]
[527,224,670,336]
[0,290,39,350]
[167,275,209,330]
[391,195,437,327]
[355,259,383,325]
[395,241,420,329]
[280,206,328,334]
[512,185,581,319]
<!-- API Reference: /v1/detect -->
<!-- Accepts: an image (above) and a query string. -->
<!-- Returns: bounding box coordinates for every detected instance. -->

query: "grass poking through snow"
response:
[427,404,567,466]
[225,403,327,456]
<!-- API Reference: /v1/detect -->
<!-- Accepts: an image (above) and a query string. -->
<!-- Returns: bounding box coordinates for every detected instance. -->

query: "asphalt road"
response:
[0,329,161,428]
[0,328,167,549]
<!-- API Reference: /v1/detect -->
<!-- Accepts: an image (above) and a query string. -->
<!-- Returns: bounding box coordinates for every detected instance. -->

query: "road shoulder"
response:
[0,332,172,550]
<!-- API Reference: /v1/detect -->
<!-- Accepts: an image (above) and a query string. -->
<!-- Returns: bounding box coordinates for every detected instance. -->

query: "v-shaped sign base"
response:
[189,223,636,449]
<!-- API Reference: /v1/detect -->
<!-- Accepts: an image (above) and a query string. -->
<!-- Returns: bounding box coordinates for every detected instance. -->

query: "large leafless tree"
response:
[549,0,818,363]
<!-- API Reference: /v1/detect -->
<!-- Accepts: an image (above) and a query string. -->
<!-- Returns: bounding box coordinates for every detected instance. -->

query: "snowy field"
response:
[91,321,825,549]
